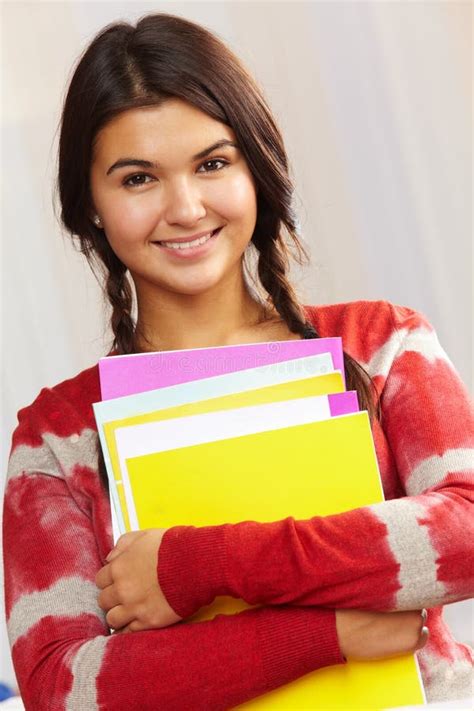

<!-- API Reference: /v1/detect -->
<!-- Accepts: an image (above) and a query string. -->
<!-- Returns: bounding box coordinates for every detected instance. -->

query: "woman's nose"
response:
[162,179,207,226]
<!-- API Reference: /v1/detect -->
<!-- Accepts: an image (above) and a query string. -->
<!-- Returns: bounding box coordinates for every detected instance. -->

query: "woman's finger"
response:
[97,583,122,612]
[417,625,429,650]
[95,563,114,589]
[105,531,145,562]
[114,625,133,634]
[114,620,144,634]
[416,609,429,650]
[106,604,135,631]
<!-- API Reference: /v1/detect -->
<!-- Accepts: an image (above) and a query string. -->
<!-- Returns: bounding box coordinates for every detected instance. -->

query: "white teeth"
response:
[161,231,214,250]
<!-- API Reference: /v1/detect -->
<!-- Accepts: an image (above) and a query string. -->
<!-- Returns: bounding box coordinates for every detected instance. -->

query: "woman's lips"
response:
[152,227,222,259]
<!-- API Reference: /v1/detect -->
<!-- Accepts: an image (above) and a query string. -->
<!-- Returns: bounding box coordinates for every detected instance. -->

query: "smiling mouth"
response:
[152,227,222,251]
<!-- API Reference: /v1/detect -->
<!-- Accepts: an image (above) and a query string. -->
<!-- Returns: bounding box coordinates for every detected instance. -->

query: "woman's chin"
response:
[159,276,224,297]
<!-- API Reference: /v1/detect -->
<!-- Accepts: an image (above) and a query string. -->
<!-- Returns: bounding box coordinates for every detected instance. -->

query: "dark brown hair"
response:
[56,13,380,488]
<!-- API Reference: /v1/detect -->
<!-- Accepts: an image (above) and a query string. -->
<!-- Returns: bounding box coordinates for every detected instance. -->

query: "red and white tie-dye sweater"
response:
[3,300,473,710]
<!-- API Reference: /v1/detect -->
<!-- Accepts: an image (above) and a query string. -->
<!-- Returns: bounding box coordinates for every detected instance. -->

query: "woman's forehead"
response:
[92,101,235,163]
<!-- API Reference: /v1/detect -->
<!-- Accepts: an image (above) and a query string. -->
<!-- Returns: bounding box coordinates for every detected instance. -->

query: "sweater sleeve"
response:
[2,438,343,711]
[158,305,474,617]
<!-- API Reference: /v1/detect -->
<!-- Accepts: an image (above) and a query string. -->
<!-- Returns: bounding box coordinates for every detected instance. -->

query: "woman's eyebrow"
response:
[106,139,239,175]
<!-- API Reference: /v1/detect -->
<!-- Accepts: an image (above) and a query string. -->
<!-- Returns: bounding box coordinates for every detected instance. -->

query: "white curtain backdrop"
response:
[1,0,472,690]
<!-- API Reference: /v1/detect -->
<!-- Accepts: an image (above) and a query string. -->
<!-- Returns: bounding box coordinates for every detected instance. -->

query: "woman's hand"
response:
[335,608,429,661]
[95,529,182,632]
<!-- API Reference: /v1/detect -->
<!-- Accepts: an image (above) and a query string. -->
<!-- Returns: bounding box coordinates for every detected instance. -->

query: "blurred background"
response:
[1,0,472,691]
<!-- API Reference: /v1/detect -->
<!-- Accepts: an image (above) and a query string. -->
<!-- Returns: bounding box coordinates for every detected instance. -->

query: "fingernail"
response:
[421,608,427,623]
[418,626,429,648]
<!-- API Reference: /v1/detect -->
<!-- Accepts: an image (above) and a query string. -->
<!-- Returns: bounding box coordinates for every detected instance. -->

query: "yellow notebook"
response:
[121,408,425,709]
[105,372,345,531]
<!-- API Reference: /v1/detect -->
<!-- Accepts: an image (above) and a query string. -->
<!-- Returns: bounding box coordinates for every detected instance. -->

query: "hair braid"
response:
[255,237,381,423]
[102,255,135,354]
[256,237,311,336]
[88,227,136,355]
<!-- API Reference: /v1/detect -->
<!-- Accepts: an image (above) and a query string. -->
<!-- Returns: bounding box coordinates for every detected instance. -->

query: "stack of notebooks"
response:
[93,338,426,710]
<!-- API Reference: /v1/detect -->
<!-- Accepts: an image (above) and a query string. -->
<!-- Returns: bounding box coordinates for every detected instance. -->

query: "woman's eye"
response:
[123,173,153,187]
[197,158,229,173]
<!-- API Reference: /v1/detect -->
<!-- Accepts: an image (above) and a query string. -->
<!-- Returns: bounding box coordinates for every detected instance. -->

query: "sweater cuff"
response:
[256,607,345,688]
[158,524,228,618]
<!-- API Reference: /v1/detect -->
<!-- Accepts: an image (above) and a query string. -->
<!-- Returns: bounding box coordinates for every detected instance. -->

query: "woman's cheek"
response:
[110,201,159,242]
[209,174,257,218]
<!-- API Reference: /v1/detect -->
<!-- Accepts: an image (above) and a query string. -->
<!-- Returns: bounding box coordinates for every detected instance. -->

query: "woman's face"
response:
[89,99,258,298]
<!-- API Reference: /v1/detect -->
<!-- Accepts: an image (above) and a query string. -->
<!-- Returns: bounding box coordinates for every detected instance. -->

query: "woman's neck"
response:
[133,277,280,353]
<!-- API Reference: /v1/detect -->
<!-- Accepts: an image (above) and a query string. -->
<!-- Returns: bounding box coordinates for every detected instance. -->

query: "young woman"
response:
[3,12,472,711]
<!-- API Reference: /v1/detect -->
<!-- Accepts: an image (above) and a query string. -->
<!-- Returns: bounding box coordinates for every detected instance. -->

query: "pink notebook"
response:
[99,337,344,400]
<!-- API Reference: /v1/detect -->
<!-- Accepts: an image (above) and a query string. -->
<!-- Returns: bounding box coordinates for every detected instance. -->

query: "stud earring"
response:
[93,215,102,228]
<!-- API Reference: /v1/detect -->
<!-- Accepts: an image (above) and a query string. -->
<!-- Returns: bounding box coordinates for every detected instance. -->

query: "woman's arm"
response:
[154,307,473,618]
[3,457,343,711]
